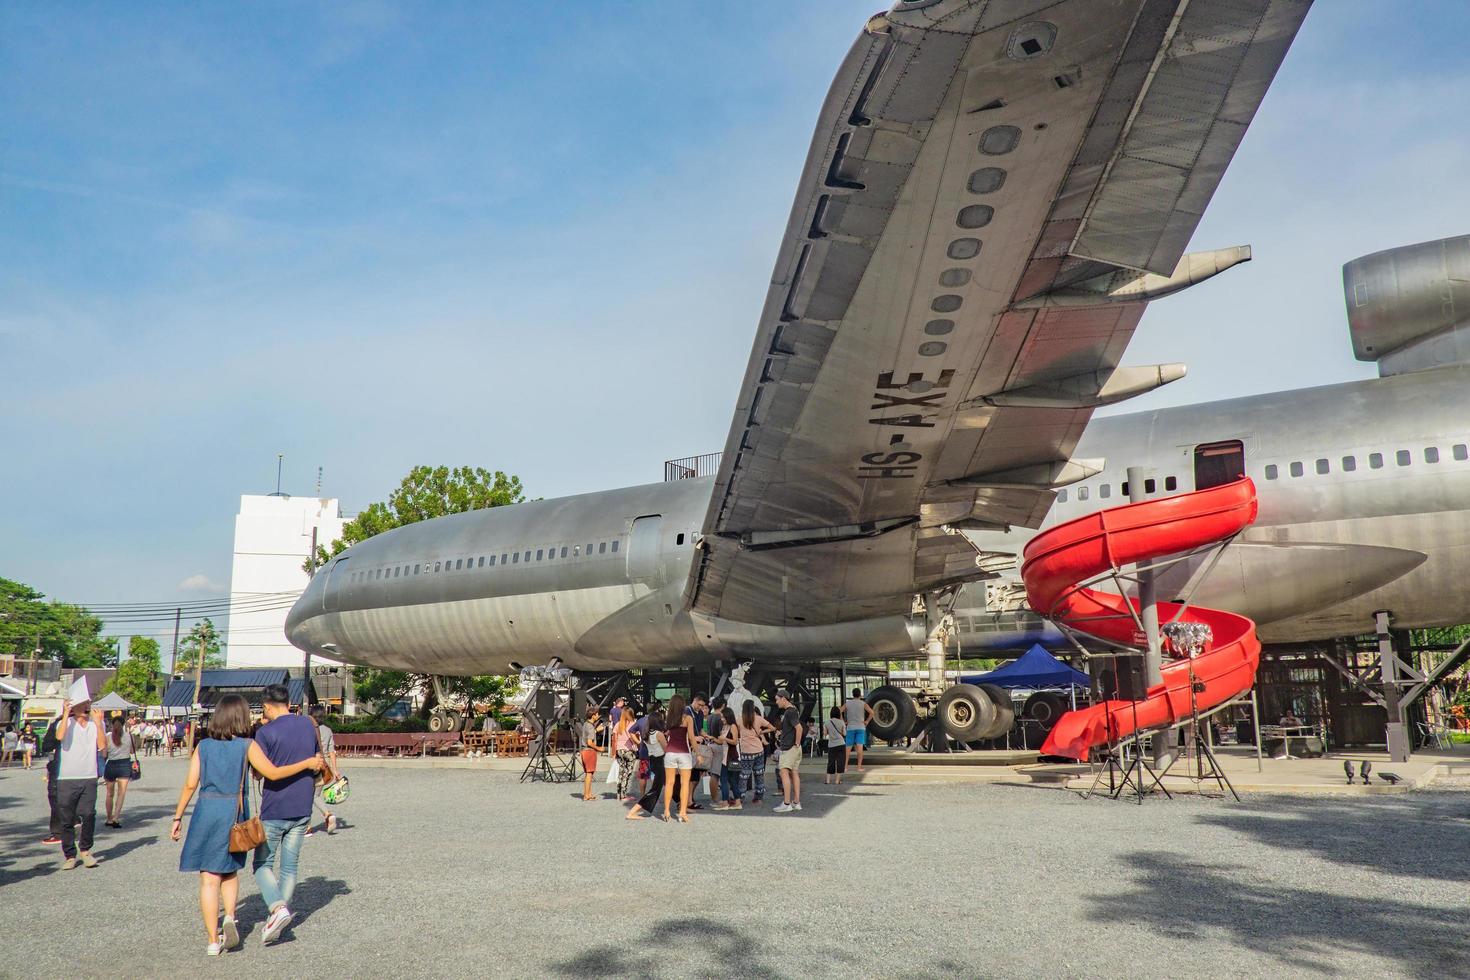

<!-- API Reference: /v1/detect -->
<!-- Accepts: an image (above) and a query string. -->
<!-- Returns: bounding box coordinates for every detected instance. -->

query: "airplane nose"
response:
[285,577,322,650]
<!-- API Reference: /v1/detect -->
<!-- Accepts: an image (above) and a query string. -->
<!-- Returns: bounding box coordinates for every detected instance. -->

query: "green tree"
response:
[105,636,162,704]
[308,465,525,571]
[312,465,527,720]
[174,618,226,672]
[0,577,117,668]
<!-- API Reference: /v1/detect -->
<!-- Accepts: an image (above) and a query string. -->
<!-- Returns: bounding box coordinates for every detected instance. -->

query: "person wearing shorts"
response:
[579,705,604,802]
[772,691,803,813]
[660,694,697,822]
[842,688,875,771]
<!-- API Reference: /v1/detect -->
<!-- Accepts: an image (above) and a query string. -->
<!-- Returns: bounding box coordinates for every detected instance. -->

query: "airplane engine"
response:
[1344,234,1470,376]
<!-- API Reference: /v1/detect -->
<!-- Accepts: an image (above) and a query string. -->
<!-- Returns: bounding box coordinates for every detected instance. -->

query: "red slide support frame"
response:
[1021,479,1262,761]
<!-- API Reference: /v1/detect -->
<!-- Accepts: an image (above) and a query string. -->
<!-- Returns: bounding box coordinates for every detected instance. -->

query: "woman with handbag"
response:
[170,695,323,957]
[102,715,137,827]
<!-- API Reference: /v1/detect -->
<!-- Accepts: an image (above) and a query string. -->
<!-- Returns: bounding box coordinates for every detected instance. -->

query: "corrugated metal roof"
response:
[161,670,295,709]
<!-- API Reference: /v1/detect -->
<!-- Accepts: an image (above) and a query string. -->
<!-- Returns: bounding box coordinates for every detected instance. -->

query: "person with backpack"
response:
[171,694,323,956]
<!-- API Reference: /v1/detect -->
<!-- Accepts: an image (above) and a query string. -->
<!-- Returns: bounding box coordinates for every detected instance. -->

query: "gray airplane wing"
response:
[688,0,1312,627]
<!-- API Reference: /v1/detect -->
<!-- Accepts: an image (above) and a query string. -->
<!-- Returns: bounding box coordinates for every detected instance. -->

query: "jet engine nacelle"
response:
[1344,234,1470,376]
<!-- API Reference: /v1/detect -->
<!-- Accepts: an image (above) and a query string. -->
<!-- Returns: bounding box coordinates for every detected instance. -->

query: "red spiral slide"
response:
[1021,479,1262,761]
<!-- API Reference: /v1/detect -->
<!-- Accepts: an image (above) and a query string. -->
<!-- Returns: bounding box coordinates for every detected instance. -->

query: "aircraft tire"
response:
[977,684,1015,740]
[936,684,996,743]
[428,708,448,733]
[445,709,463,732]
[1023,692,1068,729]
[866,685,917,742]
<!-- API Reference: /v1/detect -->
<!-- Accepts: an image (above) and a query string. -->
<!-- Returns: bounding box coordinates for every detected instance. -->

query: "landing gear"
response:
[428,676,469,732]
[936,684,994,742]
[866,685,917,742]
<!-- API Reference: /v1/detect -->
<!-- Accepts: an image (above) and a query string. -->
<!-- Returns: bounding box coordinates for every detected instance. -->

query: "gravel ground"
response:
[1,758,1467,978]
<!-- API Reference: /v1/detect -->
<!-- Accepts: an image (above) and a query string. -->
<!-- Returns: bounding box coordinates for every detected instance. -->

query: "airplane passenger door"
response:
[627,515,665,587]
[323,557,349,612]
[1194,440,1246,490]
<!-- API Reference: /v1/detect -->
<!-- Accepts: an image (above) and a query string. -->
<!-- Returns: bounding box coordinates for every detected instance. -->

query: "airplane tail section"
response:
[1020,479,1262,761]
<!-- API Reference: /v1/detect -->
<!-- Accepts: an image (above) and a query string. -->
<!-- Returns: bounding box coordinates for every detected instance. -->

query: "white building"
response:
[226,494,348,670]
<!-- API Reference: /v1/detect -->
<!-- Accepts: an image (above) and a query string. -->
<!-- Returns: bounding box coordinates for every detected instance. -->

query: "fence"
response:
[663,452,723,482]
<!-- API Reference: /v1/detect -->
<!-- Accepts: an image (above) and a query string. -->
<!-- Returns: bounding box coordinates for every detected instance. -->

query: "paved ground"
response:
[2,756,1467,978]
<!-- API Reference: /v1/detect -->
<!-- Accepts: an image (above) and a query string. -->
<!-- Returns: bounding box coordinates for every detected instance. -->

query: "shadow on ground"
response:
[1090,848,1470,975]
[1186,791,1470,881]
[550,916,973,979]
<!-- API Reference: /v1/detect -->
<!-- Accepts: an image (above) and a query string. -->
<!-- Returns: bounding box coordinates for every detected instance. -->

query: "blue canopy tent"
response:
[960,644,1088,690]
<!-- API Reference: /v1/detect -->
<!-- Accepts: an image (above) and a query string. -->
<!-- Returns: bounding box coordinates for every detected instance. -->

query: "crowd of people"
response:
[15,686,342,958]
[570,687,877,821]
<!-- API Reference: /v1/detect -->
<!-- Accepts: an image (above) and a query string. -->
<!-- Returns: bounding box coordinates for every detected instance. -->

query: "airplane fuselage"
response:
[287,364,1470,675]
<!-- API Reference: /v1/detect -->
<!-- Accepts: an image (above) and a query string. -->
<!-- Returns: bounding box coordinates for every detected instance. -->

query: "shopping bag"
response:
[605,757,620,785]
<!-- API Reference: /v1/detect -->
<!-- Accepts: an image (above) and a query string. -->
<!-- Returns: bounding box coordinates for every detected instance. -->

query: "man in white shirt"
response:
[55,697,108,869]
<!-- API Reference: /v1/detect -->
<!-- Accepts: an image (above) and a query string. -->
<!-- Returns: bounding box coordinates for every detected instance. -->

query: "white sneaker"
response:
[793,802,802,811]
[261,906,293,945]
[772,803,793,813]
[205,942,222,957]
[222,915,240,950]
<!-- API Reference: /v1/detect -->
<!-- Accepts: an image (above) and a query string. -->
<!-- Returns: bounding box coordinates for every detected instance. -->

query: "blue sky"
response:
[4,1,1469,644]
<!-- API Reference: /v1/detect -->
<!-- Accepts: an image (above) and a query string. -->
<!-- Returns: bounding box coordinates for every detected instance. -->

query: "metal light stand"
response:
[519,662,579,784]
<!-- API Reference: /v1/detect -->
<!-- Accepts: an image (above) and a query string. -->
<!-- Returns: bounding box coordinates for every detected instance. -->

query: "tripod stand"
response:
[1178,658,1240,801]
[519,664,579,784]
[1084,691,1171,803]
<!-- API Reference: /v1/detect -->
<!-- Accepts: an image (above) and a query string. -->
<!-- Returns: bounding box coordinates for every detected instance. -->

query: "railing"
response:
[663,452,723,482]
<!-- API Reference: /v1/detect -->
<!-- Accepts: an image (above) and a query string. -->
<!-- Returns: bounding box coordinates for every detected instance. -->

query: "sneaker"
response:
[261,906,293,945]
[61,857,78,870]
[326,815,337,835]
[80,851,99,868]
[206,942,222,957]
[222,916,240,950]
[793,802,802,811]
[772,803,793,813]
[42,835,61,844]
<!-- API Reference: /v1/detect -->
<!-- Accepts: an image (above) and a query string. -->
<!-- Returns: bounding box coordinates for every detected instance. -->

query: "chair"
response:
[1418,719,1454,751]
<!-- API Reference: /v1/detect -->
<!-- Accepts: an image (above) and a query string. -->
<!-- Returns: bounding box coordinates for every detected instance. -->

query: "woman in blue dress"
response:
[170,694,322,956]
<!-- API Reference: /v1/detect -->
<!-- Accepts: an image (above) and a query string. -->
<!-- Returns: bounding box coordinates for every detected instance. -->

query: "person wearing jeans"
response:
[54,697,108,868]
[252,685,320,945]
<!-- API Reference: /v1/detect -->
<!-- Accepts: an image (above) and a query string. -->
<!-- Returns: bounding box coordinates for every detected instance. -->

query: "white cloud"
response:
[177,573,223,593]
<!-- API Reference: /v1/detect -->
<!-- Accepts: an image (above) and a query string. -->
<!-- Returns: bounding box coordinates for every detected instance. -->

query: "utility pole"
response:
[189,629,206,747]
[303,526,318,709]
[1127,466,1172,769]
[170,607,181,676]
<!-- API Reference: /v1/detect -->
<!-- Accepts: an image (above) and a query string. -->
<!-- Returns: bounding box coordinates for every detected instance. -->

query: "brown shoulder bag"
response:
[228,748,265,853]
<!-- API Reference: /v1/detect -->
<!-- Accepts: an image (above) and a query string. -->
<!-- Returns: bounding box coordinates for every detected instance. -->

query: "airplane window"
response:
[455,559,462,570]
[512,553,519,564]
[573,546,580,556]
[523,551,531,563]
[1396,450,1411,466]
[560,547,568,558]
[414,564,420,574]
[1315,459,1329,475]
[586,543,594,555]
[489,555,496,566]
[393,567,400,578]
[1056,489,1068,502]
[1289,462,1304,477]
[1099,484,1110,499]
[1165,476,1177,492]
[377,569,383,579]
[1144,478,1156,494]
[1078,486,1090,501]
[536,549,544,560]
[611,540,619,553]
[1342,456,1356,472]
[676,533,686,545]
[1369,453,1383,469]
[599,542,607,554]
[1120,482,1128,496]
[1264,465,1277,480]
[1455,444,1468,461]
[501,553,508,564]
[476,557,483,567]
[1425,447,1440,464]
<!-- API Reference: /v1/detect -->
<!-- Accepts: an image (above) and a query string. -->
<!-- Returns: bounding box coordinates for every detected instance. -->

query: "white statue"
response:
[725,662,764,720]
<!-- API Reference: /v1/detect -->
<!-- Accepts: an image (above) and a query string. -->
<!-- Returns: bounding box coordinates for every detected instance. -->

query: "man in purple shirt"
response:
[252,684,320,945]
